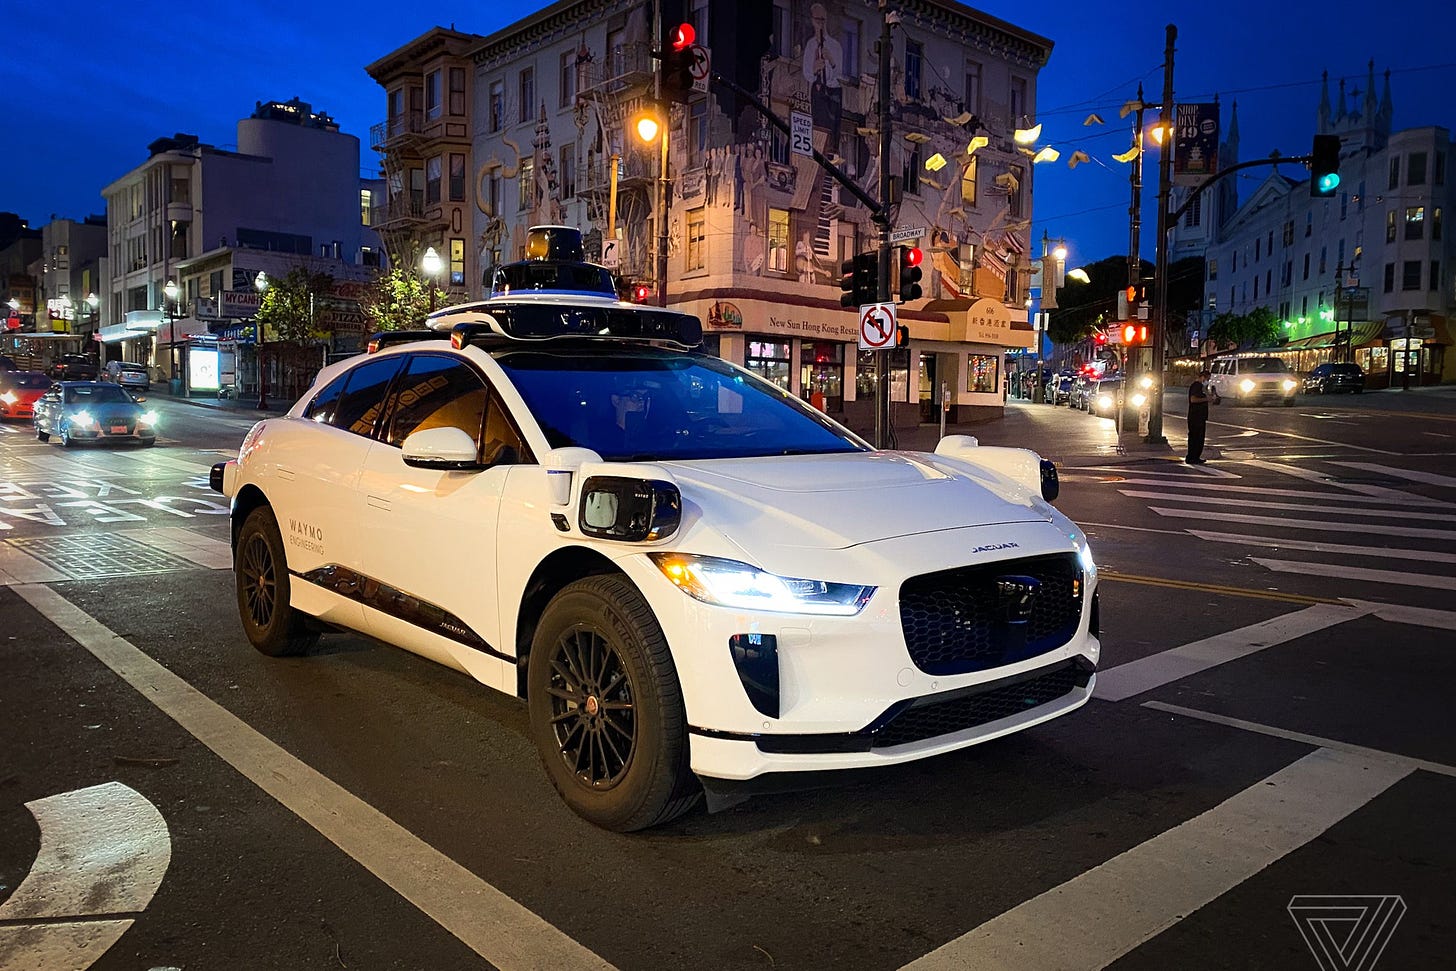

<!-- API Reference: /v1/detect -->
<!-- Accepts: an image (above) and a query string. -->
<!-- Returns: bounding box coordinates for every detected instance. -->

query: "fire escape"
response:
[369,110,430,264]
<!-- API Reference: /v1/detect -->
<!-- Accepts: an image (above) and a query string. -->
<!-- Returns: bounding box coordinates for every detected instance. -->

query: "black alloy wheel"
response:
[235,506,319,657]
[527,575,697,831]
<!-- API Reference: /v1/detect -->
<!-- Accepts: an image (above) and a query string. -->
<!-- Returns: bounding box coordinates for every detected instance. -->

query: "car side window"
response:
[303,372,350,424]
[385,354,488,448]
[331,357,405,438]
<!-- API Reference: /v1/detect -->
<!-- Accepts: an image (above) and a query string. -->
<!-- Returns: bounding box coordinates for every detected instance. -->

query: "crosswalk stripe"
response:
[1119,490,1456,523]
[1330,461,1456,489]
[900,748,1411,971]
[1095,602,1366,702]
[1243,459,1424,501]
[1149,506,1456,539]
[1341,598,1456,631]
[1187,529,1456,565]
[1113,478,1445,506]
[1251,557,1456,591]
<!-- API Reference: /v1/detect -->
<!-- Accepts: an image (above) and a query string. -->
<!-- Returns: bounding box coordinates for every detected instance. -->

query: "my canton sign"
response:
[219,290,262,318]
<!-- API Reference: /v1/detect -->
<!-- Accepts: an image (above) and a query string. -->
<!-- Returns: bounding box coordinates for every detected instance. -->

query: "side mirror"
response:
[578,475,681,542]
[401,426,484,471]
[1040,459,1060,503]
[132,395,147,403]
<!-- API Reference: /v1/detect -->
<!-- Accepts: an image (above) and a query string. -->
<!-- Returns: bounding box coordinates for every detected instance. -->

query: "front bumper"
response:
[65,422,155,442]
[618,522,1101,780]
[0,403,36,419]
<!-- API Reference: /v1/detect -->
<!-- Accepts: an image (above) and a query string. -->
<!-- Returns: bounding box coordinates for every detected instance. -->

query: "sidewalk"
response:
[149,388,280,415]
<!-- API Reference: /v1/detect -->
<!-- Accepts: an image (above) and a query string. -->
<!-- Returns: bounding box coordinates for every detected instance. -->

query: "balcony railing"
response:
[370,110,425,151]
[370,192,428,226]
[579,42,655,95]
[579,154,657,196]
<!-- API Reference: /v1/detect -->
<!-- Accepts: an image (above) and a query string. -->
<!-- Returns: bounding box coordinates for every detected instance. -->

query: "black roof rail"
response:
[365,329,439,354]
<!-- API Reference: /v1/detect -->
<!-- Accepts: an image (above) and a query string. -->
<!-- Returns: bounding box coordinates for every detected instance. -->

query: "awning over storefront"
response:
[100,322,148,343]
[155,318,214,345]
[1282,320,1384,349]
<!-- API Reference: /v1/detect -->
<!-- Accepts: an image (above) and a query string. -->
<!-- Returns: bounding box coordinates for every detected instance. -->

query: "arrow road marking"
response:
[0,781,171,971]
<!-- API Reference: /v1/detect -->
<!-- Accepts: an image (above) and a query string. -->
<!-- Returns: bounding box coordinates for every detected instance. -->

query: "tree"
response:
[1048,256,1151,345]
[360,265,454,332]
[1206,306,1283,349]
[1167,255,1206,320]
[255,267,335,344]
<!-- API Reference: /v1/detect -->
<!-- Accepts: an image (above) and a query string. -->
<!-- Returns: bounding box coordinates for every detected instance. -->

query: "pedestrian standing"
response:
[1186,367,1216,463]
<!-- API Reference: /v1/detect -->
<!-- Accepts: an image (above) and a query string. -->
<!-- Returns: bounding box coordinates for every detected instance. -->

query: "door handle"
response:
[367,495,390,511]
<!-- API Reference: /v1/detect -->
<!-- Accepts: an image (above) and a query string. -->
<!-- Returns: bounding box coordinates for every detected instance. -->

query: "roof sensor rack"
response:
[366,330,439,354]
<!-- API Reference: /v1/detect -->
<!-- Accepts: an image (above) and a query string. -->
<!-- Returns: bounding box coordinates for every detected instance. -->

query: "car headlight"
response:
[1238,379,1255,393]
[1138,375,1154,390]
[1077,540,1097,577]
[1282,379,1297,392]
[1096,394,1113,410]
[138,410,159,426]
[649,552,875,616]
[0,391,15,405]
[70,411,94,427]
[1131,392,1148,407]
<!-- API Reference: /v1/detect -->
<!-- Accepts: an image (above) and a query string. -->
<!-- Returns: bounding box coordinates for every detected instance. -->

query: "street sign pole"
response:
[874,7,893,449]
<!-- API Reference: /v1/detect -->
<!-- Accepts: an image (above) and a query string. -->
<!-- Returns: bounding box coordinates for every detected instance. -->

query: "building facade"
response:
[100,99,382,394]
[375,0,1050,426]
[1196,67,1453,386]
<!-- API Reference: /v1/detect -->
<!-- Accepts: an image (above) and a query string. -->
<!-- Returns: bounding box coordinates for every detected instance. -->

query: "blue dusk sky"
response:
[3,0,1453,266]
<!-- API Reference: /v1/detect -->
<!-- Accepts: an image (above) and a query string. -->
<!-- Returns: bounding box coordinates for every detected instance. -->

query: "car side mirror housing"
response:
[401,426,485,471]
[577,475,681,542]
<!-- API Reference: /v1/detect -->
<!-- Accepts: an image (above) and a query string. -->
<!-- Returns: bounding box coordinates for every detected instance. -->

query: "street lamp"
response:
[254,271,270,410]
[421,247,443,313]
[163,279,180,393]
[634,107,670,308]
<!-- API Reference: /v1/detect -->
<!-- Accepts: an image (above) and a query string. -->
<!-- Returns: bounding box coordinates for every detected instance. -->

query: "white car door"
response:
[354,352,528,692]
[275,354,406,579]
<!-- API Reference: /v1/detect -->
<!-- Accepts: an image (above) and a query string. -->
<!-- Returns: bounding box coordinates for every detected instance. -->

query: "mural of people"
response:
[802,3,844,154]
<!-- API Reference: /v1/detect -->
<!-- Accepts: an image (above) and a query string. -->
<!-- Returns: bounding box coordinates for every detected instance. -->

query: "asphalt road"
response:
[2,389,1454,971]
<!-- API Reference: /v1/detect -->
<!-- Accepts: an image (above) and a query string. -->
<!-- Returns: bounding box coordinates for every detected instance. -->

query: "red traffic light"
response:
[669,22,695,51]
[632,284,652,302]
[903,246,923,268]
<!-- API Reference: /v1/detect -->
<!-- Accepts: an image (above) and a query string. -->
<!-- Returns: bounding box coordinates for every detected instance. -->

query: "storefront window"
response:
[799,341,844,411]
[745,337,791,391]
[857,348,910,401]
[966,353,999,393]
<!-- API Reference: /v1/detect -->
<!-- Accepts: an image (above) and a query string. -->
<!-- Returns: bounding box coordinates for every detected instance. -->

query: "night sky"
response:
[5,0,1453,268]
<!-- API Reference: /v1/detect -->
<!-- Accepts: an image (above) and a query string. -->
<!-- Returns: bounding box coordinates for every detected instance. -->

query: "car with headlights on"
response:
[33,381,158,447]
[209,226,1099,831]
[0,370,52,421]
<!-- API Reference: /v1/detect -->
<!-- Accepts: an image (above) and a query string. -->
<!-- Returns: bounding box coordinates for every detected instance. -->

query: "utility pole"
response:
[1147,23,1176,444]
[874,2,895,448]
[1128,84,1145,293]
[653,0,670,308]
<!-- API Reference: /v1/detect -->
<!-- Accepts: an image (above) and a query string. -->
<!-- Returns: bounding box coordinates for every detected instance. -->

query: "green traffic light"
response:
[1318,173,1341,193]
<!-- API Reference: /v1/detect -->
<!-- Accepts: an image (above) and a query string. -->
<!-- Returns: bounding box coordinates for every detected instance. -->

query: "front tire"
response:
[527,575,698,831]
[36,425,48,442]
[235,506,319,657]
[59,426,73,447]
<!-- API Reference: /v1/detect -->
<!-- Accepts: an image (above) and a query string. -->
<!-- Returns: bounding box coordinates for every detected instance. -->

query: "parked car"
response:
[105,360,152,391]
[33,381,158,447]
[48,354,99,381]
[1068,374,1096,411]
[0,370,52,421]
[1302,361,1365,394]
[209,225,1098,831]
[1051,375,1075,405]
[0,354,15,370]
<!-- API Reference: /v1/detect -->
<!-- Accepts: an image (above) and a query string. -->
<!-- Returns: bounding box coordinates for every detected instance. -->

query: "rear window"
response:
[1330,363,1362,374]
[118,362,147,372]
[4,372,52,389]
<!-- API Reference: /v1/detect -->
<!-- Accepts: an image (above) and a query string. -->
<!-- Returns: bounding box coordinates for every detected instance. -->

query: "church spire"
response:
[1333,77,1346,123]
[1378,68,1393,133]
[1318,71,1331,133]
[1364,60,1377,120]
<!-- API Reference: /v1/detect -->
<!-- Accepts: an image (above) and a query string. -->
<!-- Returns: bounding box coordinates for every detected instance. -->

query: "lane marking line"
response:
[1143,702,1456,779]
[1109,477,1445,506]
[1187,529,1456,566]
[1119,489,1456,523]
[1077,521,1189,537]
[1339,598,1456,631]
[899,748,1411,971]
[1149,506,1456,540]
[1252,557,1456,592]
[1329,460,1456,489]
[1243,459,1423,500]
[11,583,616,971]
[1095,602,1367,702]
[1098,571,1345,606]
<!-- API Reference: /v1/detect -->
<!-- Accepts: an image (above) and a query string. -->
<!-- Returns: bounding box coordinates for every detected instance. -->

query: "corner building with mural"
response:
[373,1,1051,429]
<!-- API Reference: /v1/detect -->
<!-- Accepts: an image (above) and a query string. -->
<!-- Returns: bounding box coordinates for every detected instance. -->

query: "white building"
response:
[101,98,383,394]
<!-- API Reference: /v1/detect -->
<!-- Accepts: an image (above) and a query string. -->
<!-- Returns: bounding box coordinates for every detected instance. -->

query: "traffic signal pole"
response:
[875,4,894,448]
[1147,24,1175,445]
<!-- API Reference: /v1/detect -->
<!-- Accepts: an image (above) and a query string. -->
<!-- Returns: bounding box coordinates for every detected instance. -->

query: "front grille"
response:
[899,553,1083,675]
[104,414,134,432]
[871,661,1089,749]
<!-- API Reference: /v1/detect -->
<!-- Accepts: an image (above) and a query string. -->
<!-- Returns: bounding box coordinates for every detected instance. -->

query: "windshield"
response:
[1244,358,1289,373]
[497,348,869,461]
[64,385,132,405]
[118,362,147,372]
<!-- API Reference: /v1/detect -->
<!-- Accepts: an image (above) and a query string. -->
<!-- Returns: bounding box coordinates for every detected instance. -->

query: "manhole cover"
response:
[7,533,197,580]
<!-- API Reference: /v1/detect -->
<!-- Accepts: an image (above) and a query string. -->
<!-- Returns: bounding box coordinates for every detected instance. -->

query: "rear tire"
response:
[36,426,48,442]
[235,506,319,657]
[527,575,698,831]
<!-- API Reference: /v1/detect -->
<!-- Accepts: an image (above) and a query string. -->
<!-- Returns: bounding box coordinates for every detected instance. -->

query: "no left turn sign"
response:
[858,302,897,350]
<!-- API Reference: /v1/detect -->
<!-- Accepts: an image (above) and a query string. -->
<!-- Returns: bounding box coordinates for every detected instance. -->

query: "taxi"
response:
[211,226,1100,831]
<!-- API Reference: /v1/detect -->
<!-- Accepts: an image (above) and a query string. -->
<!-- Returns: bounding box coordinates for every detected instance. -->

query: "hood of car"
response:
[662,451,1051,551]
